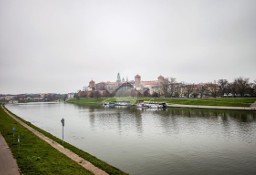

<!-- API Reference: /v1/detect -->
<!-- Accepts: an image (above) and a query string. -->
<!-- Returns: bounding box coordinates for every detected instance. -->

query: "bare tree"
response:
[174,83,183,97]
[208,81,218,97]
[198,84,206,98]
[168,77,177,97]
[234,77,250,97]
[185,84,194,98]
[160,78,169,97]
[93,91,101,99]
[227,82,237,97]
[248,83,255,97]
[218,79,229,97]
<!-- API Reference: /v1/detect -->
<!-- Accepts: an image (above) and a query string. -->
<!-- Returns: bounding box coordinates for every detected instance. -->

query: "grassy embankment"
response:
[67,97,256,107]
[0,105,128,175]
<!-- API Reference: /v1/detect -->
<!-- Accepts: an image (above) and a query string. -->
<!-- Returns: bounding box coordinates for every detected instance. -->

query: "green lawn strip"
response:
[67,98,104,105]
[136,97,256,107]
[67,97,256,107]
[2,105,128,175]
[0,106,93,175]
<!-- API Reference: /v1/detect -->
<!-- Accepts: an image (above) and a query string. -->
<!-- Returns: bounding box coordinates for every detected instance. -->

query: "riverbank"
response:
[0,105,128,175]
[67,97,256,109]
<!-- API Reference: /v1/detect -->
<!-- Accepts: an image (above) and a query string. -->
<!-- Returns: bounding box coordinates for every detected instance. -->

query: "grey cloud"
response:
[0,0,256,93]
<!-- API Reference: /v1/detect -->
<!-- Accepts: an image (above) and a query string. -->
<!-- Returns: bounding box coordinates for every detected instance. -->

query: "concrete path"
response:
[0,133,20,175]
[250,101,256,108]
[2,105,108,175]
[168,104,256,110]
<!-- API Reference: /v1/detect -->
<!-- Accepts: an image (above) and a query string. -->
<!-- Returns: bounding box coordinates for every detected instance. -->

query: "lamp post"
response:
[61,118,65,142]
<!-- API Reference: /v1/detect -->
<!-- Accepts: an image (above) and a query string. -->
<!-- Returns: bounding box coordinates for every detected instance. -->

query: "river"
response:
[6,102,256,175]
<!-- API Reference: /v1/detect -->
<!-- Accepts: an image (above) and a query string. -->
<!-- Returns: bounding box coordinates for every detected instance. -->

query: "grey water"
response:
[6,103,256,175]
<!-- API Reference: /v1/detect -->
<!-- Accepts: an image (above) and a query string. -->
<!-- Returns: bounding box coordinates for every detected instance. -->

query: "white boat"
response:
[103,102,116,107]
[136,102,149,108]
[141,102,167,109]
[115,101,131,106]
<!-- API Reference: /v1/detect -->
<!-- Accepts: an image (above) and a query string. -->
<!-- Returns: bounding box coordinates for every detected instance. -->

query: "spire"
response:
[117,72,121,83]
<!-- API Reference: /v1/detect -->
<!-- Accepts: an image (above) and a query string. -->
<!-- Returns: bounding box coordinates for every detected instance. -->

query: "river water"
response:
[6,102,256,175]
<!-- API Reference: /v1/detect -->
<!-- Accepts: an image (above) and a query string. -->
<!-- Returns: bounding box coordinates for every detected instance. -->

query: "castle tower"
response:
[158,75,165,83]
[135,74,141,90]
[88,80,95,90]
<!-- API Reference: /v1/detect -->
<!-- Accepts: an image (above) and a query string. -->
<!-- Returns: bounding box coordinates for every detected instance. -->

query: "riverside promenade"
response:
[0,133,20,175]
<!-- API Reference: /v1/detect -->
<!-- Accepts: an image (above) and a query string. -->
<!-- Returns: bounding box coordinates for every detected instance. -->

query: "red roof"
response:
[142,81,159,85]
[105,82,118,85]
[96,82,106,85]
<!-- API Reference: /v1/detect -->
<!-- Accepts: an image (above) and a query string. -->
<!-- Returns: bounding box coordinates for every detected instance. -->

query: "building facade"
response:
[84,73,167,97]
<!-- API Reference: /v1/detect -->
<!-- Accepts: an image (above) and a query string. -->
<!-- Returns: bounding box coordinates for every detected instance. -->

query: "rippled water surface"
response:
[6,103,256,175]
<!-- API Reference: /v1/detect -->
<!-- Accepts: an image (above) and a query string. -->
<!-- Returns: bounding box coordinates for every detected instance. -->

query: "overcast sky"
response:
[0,0,256,94]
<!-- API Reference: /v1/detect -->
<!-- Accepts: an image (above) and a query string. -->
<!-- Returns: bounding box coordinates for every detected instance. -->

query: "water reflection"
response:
[84,106,145,135]
[89,107,95,129]
[116,110,122,134]
[131,108,143,133]
[79,106,256,138]
[154,107,256,121]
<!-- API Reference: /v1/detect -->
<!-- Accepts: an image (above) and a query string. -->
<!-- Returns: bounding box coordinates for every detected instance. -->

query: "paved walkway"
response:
[168,104,256,110]
[0,133,20,175]
[1,105,108,175]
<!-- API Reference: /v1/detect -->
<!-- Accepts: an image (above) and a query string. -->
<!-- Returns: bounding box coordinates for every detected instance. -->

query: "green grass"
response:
[1,105,127,175]
[67,97,121,105]
[67,98,105,106]
[143,97,256,107]
[0,105,93,175]
[67,97,256,107]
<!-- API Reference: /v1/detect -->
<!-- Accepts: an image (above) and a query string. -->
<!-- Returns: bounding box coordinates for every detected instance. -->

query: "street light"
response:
[61,118,65,142]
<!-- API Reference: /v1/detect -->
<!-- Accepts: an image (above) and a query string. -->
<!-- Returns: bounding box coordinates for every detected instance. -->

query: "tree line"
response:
[75,77,256,99]
[160,77,256,98]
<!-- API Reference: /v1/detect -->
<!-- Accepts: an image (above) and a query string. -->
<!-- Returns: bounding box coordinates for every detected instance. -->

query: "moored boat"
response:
[115,101,132,106]
[137,101,167,109]
[103,102,116,107]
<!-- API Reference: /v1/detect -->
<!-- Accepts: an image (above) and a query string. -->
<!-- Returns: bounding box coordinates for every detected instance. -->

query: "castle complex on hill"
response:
[77,73,255,98]
[81,73,167,97]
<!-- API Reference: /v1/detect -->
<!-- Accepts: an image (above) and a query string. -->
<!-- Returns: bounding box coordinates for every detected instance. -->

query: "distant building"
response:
[67,93,75,99]
[135,74,141,90]
[84,73,168,96]
[88,80,95,91]
[96,82,106,91]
